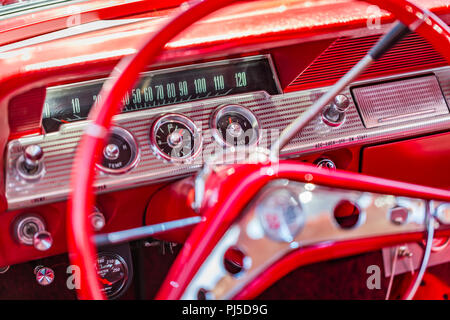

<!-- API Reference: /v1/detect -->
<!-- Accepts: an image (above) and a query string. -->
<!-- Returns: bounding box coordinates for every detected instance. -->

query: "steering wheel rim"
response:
[67,0,450,300]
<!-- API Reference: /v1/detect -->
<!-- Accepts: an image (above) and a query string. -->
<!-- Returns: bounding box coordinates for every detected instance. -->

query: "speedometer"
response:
[42,55,280,133]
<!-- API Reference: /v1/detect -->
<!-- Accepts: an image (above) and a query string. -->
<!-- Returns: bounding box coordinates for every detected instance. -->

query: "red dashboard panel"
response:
[286,32,448,92]
[361,132,450,189]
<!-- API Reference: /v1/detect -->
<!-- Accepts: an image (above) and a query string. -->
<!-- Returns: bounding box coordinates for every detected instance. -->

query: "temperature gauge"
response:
[211,104,259,147]
[150,114,202,163]
[96,252,129,299]
[96,127,139,174]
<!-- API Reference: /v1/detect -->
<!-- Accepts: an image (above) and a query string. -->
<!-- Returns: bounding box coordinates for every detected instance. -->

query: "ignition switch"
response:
[14,214,53,251]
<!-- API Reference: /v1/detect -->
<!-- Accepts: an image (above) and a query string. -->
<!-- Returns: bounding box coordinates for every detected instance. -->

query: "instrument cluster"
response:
[4,57,450,210]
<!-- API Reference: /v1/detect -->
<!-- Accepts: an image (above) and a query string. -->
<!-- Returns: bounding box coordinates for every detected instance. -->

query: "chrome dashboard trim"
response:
[0,18,155,54]
[5,66,450,210]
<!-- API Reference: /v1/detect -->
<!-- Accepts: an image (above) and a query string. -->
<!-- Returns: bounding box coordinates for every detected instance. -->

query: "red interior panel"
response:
[361,132,450,189]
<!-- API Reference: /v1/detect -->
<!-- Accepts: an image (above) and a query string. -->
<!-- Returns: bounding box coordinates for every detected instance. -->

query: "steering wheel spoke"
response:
[176,177,449,299]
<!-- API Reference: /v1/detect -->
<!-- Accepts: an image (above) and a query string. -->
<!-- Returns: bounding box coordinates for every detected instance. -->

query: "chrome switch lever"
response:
[16,144,45,180]
[23,145,43,172]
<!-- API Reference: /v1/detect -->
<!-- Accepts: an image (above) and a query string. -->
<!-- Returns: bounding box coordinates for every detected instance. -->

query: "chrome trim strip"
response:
[0,18,154,54]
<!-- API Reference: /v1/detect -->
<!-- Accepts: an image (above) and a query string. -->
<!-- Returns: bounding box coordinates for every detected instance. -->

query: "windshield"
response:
[0,0,73,17]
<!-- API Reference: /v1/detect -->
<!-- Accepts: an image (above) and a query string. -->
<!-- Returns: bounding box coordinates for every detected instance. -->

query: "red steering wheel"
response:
[67,0,450,300]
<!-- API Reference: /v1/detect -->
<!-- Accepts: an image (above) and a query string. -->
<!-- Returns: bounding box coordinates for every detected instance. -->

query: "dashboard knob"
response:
[33,230,53,251]
[333,94,350,112]
[315,158,336,170]
[34,266,55,286]
[389,206,410,225]
[90,210,106,231]
[23,145,44,172]
[14,214,52,251]
[435,203,450,225]
[16,145,45,180]
[322,94,350,126]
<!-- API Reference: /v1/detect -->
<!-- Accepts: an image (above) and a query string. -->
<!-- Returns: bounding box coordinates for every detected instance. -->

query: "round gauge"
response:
[150,114,202,163]
[211,104,259,147]
[96,253,129,299]
[97,127,139,174]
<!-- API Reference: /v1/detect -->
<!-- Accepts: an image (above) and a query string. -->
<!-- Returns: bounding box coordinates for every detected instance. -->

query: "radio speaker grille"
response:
[351,74,449,128]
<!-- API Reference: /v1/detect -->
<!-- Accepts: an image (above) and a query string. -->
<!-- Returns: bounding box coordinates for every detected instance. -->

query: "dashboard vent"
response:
[285,32,447,92]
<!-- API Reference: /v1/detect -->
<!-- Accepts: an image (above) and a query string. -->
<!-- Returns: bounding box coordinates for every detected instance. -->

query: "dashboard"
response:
[0,0,449,285]
[5,63,450,209]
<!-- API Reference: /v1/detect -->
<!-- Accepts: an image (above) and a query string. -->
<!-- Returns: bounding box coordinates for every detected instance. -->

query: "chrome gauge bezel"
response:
[210,104,260,148]
[150,113,203,163]
[96,126,140,175]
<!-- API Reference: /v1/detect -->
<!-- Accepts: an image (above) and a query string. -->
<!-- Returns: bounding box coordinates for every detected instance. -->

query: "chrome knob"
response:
[227,122,243,138]
[322,94,350,126]
[168,131,183,147]
[315,158,336,170]
[17,145,45,180]
[23,145,43,172]
[435,203,450,224]
[90,211,106,231]
[333,94,350,112]
[34,266,55,286]
[14,214,52,251]
[33,230,53,251]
